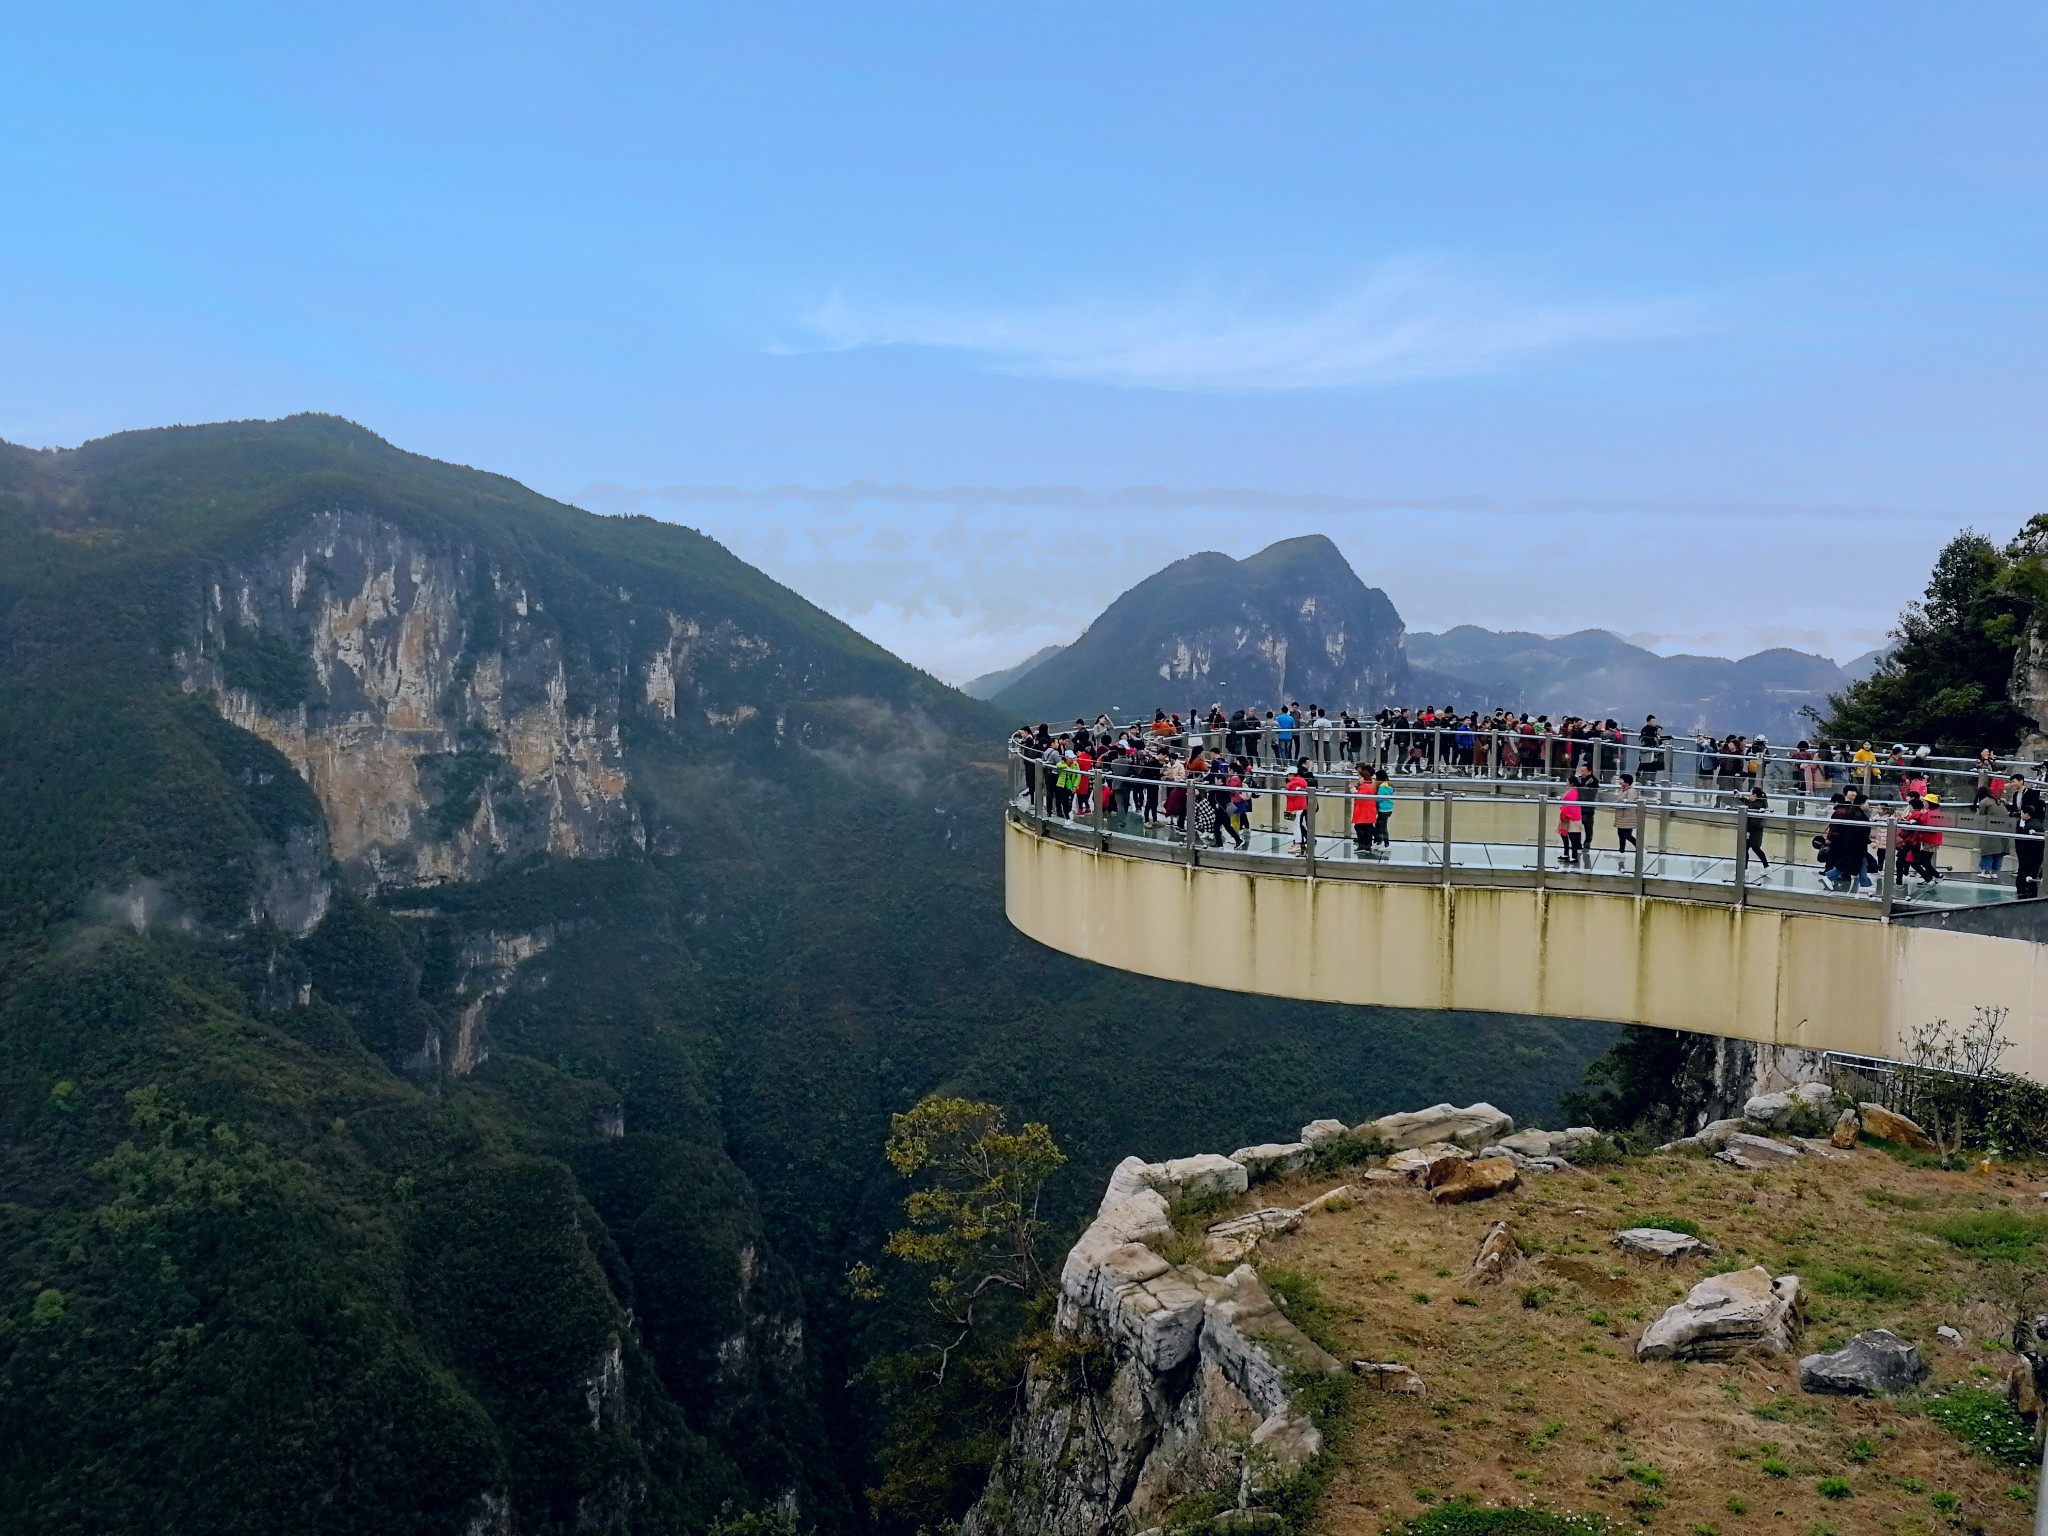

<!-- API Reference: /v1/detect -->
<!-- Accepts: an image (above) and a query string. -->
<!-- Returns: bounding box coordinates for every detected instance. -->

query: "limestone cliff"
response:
[177,509,644,889]
[967,1149,1341,1536]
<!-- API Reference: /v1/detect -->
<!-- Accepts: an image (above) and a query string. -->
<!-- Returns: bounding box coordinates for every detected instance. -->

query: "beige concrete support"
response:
[1005,819,2048,1083]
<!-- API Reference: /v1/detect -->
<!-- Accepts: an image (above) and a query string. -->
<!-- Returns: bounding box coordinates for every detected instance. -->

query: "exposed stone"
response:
[1299,1118,1350,1147]
[1938,1324,1965,1346]
[1657,1117,1751,1153]
[1743,1082,1837,1130]
[1386,1143,1467,1181]
[1359,1168,1407,1186]
[1519,1156,1568,1174]
[1352,1361,1427,1396]
[1829,1109,1860,1149]
[1798,1329,1929,1396]
[1152,1154,1253,1204]
[1297,1184,1356,1214]
[1429,1156,1520,1205]
[1637,1267,1801,1361]
[1715,1133,1803,1170]
[1202,1208,1301,1267]
[1358,1102,1514,1151]
[1471,1221,1520,1283]
[1498,1127,1600,1160]
[1231,1142,1312,1180]
[1857,1102,1936,1151]
[1614,1227,1711,1260]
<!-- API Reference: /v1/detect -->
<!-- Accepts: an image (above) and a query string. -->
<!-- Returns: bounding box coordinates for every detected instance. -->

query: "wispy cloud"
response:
[785,258,1693,391]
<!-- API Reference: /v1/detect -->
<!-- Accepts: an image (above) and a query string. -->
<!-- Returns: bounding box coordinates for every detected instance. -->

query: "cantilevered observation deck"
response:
[1003,743,2048,1081]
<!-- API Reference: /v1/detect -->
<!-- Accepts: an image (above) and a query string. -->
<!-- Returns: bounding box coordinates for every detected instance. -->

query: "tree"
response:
[1815,530,2034,751]
[851,1097,1066,1531]
[872,1096,1065,1381]
[1562,1026,1724,1140]
[1892,1006,2014,1167]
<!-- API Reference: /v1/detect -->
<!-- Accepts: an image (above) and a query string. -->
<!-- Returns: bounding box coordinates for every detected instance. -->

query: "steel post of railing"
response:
[1880,828,1897,918]
[1441,790,1454,886]
[1092,768,1107,849]
[1303,781,1317,880]
[1535,788,1549,888]
[1633,806,1646,897]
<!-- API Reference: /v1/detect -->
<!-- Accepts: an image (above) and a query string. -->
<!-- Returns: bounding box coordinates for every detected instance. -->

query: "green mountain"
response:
[990,534,1410,722]
[962,643,1066,700]
[0,417,1613,1535]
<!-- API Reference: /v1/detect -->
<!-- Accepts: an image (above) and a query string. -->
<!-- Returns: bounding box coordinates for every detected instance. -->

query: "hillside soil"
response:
[1224,1143,2046,1535]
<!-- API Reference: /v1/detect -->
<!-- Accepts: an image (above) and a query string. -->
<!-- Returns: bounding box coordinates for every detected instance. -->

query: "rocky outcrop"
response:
[1743,1082,1837,1133]
[178,510,645,888]
[1356,1102,1513,1151]
[1637,1268,1801,1361]
[968,1141,1344,1536]
[1715,1133,1803,1169]
[1798,1330,1928,1396]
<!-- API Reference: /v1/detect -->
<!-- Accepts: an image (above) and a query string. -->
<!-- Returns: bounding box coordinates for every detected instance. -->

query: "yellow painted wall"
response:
[1005,819,2048,1082]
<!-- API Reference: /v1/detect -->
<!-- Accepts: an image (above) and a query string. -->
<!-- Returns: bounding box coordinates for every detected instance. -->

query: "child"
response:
[1351,764,1378,855]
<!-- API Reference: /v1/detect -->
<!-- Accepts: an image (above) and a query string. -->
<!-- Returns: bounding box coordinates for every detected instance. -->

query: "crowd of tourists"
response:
[1008,701,2048,901]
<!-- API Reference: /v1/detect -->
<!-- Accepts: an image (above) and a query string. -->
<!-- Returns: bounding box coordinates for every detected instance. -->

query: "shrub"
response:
[1925,1387,2036,1468]
[1807,1262,1918,1301]
[1382,1501,1616,1536]
[1759,1458,1789,1478]
[1929,1209,2048,1263]
[1816,1477,1852,1500]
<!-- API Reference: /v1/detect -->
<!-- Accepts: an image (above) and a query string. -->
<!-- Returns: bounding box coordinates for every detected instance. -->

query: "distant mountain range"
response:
[979,534,1409,721]
[974,538,1864,740]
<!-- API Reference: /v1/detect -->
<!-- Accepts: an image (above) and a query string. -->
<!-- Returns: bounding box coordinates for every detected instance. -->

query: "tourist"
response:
[1741,782,1771,871]
[1557,781,1584,865]
[1375,769,1395,850]
[1350,762,1378,855]
[1638,715,1664,786]
[2017,774,2045,899]
[1284,760,1311,854]
[1612,773,1642,855]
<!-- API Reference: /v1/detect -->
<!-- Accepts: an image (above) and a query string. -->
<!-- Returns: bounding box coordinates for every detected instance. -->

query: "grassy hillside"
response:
[0,417,1616,1533]
[1198,1142,2044,1535]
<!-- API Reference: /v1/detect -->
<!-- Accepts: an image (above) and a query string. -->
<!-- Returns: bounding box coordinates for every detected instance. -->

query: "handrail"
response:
[1004,745,2045,920]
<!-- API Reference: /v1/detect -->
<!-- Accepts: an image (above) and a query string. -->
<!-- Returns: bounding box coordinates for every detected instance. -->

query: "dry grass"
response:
[1220,1143,2048,1534]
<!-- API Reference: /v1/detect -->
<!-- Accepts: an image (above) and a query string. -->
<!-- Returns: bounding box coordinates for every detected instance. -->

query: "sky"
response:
[4,3,2044,681]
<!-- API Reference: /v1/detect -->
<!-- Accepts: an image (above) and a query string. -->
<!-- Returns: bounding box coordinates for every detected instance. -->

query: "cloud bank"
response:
[787,259,1691,391]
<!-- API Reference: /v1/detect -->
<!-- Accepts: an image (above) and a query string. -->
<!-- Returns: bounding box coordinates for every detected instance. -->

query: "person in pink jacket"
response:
[1557,783,1584,865]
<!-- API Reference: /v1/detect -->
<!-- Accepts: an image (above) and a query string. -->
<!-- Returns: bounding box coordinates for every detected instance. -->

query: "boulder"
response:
[1298,1184,1357,1214]
[1358,1102,1514,1150]
[1499,1126,1601,1160]
[1429,1156,1521,1205]
[1937,1324,1964,1346]
[1472,1221,1520,1283]
[1637,1267,1801,1361]
[1657,1117,1750,1154]
[1520,1156,1568,1174]
[1797,1329,1929,1396]
[1202,1206,1301,1266]
[1231,1142,1313,1180]
[1614,1227,1711,1260]
[1352,1361,1427,1396]
[1829,1109,1860,1149]
[1299,1118,1350,1147]
[1743,1082,1837,1130]
[1360,1167,1407,1186]
[1385,1143,1467,1181]
[1715,1133,1803,1170]
[1856,1102,1936,1151]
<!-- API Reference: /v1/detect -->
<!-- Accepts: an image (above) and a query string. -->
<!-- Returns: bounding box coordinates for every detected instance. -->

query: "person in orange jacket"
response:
[1350,763,1379,855]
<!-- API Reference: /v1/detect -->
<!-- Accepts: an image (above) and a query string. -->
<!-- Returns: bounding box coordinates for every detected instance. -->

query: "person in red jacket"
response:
[1350,764,1378,855]
[1285,761,1312,855]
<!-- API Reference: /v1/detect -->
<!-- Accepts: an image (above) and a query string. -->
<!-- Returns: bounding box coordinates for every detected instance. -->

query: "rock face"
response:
[1359,1102,1513,1151]
[1857,1103,1936,1151]
[1798,1330,1929,1396]
[178,509,646,890]
[1299,1118,1350,1147]
[968,1140,1346,1536]
[1231,1143,1313,1180]
[1637,1268,1801,1361]
[989,534,1410,721]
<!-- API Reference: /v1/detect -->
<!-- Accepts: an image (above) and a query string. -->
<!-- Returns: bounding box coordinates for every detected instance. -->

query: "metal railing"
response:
[1005,747,2046,920]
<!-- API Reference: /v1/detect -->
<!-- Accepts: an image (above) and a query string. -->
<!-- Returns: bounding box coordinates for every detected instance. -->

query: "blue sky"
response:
[4,4,2044,677]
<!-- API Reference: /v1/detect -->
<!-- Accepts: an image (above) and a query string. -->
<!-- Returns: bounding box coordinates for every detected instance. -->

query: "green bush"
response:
[1384,1502,1615,1536]
[1929,1209,2048,1263]
[1807,1262,1918,1301]
[1926,1387,2036,1468]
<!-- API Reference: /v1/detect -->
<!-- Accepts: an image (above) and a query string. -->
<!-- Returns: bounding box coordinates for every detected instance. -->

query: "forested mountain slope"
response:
[0,417,1613,1534]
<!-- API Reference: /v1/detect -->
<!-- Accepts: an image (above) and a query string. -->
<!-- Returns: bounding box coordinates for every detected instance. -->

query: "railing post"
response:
[1535,788,1549,888]
[1734,807,1750,905]
[1881,826,1897,917]
[1093,765,1107,848]
[1488,730,1499,793]
[1184,773,1199,868]
[1441,790,1453,886]
[1633,802,1646,897]
[1303,776,1318,880]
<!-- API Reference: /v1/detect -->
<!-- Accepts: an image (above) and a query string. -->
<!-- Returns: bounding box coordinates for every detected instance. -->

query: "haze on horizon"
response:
[4,4,2043,683]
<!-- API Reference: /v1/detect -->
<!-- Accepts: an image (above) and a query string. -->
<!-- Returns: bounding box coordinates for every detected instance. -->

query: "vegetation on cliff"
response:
[0,417,1615,1533]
